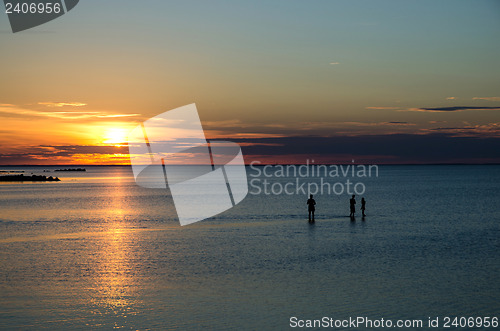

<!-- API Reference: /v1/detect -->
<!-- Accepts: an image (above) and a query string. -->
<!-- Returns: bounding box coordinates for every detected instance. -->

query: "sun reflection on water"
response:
[88,182,143,327]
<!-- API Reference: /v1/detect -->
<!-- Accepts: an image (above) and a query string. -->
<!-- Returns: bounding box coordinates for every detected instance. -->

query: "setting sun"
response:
[103,128,128,145]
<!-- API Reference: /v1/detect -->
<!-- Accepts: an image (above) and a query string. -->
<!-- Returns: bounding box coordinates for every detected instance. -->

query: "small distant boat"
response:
[54,168,86,172]
[0,174,61,182]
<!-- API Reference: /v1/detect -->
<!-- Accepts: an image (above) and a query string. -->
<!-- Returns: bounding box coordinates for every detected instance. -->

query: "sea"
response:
[0,165,499,330]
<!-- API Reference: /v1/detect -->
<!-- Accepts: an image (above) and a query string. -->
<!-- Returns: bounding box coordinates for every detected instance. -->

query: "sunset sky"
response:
[1,0,499,164]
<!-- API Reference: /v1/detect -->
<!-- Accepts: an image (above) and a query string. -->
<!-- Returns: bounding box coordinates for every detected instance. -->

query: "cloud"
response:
[385,121,414,126]
[202,119,251,128]
[472,97,500,101]
[204,130,285,139]
[421,122,500,137]
[201,119,419,140]
[0,106,139,120]
[0,145,131,165]
[409,106,500,112]
[38,102,87,107]
[340,121,414,127]
[3,128,500,165]
[365,106,401,110]
[229,133,500,164]
[446,97,456,100]
[3,132,500,165]
[95,114,139,118]
[329,62,340,65]
[368,105,500,112]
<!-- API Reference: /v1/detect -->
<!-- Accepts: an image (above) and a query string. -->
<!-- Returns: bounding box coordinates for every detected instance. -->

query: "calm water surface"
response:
[0,165,499,329]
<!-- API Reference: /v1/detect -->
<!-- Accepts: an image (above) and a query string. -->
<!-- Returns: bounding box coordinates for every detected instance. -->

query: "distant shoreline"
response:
[0,174,60,182]
[0,163,499,167]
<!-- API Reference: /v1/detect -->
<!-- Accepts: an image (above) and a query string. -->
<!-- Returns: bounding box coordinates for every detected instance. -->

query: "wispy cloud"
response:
[365,106,401,110]
[201,119,418,140]
[38,102,87,107]
[385,121,414,126]
[408,106,500,112]
[4,129,500,165]
[204,130,285,139]
[421,122,500,137]
[0,145,131,165]
[446,97,456,100]
[329,62,340,65]
[472,97,500,101]
[340,121,414,127]
[0,105,139,120]
[367,104,500,112]
[202,119,251,128]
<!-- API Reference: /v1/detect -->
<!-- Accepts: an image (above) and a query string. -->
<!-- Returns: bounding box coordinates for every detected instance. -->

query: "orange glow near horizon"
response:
[1,101,499,165]
[0,104,140,165]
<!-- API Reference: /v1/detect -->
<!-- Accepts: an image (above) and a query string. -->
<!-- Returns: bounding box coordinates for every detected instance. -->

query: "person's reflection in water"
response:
[307,194,316,223]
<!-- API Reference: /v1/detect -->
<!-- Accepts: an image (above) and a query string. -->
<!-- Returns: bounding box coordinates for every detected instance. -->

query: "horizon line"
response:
[1,163,500,166]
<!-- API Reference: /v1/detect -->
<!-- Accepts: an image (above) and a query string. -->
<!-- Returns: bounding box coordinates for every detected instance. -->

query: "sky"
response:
[1,0,500,164]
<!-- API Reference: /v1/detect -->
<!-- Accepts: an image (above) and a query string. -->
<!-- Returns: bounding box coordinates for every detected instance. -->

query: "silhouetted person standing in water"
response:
[307,194,316,222]
[349,195,356,217]
[361,197,366,217]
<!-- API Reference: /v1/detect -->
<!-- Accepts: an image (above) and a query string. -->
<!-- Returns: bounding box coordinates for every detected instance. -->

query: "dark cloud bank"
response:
[1,134,499,164]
